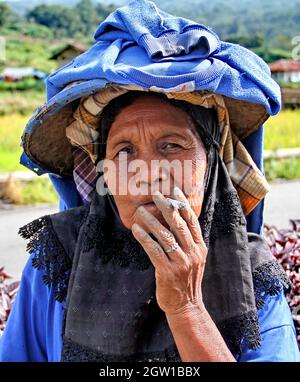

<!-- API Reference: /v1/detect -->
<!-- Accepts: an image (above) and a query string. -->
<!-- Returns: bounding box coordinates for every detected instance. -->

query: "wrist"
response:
[166,302,207,322]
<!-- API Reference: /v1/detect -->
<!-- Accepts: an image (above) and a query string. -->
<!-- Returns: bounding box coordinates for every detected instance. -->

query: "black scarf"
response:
[19,105,291,361]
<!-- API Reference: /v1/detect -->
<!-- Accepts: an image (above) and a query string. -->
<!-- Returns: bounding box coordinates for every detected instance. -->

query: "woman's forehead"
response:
[108,95,193,138]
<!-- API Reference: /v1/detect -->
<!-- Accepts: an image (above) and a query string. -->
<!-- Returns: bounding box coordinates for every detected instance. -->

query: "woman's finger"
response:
[131,223,167,268]
[172,186,205,246]
[136,206,186,262]
[152,190,194,252]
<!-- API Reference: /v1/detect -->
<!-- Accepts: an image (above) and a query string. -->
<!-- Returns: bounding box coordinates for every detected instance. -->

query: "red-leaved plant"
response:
[0,268,20,336]
[264,219,300,346]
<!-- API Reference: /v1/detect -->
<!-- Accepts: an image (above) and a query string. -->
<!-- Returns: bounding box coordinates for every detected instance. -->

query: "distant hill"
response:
[7,0,300,16]
[5,0,300,52]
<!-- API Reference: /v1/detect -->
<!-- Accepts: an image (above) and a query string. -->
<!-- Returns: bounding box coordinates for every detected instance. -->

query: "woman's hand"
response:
[131,186,208,316]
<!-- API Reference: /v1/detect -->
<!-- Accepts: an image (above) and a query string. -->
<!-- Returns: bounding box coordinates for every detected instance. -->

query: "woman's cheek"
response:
[178,151,206,217]
[103,158,118,194]
[108,170,140,229]
[104,162,128,195]
[175,150,206,192]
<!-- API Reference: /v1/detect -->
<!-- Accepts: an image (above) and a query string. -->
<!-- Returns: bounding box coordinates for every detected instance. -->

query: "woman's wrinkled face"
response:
[103,95,207,231]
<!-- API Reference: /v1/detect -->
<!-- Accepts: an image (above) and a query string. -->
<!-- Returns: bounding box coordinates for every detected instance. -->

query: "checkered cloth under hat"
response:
[67,85,270,214]
[73,147,99,204]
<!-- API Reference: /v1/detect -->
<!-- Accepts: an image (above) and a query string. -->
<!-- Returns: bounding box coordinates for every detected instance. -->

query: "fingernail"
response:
[174,186,182,196]
[153,190,162,197]
[152,190,164,201]
[132,223,142,232]
[132,223,147,238]
[138,205,147,214]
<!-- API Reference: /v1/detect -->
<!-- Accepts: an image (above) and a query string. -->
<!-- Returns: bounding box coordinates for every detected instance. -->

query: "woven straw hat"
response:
[21,80,270,176]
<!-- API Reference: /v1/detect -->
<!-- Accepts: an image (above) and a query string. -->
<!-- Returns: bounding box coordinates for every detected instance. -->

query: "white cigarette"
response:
[167,198,188,210]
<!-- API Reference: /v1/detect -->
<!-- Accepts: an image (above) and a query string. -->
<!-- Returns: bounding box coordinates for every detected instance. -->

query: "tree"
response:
[226,34,264,49]
[27,5,81,37]
[77,0,97,36]
[0,3,17,28]
[95,3,116,20]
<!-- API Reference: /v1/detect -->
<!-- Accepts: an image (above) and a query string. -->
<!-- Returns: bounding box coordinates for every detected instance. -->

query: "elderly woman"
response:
[0,1,299,362]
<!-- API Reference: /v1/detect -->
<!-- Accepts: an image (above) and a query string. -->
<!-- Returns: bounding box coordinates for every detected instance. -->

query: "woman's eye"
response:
[162,143,182,150]
[116,146,133,156]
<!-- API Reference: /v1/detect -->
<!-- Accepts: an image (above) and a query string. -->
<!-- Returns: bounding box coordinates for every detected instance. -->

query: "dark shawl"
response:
[19,101,291,361]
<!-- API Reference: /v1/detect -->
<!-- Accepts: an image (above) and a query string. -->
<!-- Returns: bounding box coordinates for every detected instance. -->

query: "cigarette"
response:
[166,198,188,210]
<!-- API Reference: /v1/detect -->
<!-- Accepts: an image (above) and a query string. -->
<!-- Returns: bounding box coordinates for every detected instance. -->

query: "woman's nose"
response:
[134,151,170,191]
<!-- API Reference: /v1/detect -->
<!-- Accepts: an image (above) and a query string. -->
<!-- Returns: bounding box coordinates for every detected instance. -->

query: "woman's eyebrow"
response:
[158,132,192,140]
[108,139,132,150]
[109,129,192,147]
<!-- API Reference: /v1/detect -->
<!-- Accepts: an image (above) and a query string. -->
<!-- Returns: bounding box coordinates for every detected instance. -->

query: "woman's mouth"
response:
[141,201,158,212]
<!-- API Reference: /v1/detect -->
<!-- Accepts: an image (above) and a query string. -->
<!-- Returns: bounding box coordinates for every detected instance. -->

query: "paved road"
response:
[0,204,57,279]
[264,180,300,228]
[0,180,299,279]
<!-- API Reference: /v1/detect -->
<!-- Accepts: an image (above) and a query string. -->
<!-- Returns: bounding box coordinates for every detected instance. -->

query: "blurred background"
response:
[0,0,299,344]
[0,0,299,274]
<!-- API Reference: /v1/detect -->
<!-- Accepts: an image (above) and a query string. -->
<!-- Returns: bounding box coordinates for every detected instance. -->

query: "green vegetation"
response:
[263,110,300,181]
[0,78,45,92]
[0,112,58,204]
[0,114,29,172]
[3,38,57,73]
[1,0,115,44]
[0,176,58,205]
[252,48,292,64]
[264,158,300,181]
[0,0,115,77]
[264,109,300,150]
[278,82,300,89]
[155,0,300,57]
[21,177,58,205]
[1,0,299,61]
[0,90,45,116]
[1,22,54,39]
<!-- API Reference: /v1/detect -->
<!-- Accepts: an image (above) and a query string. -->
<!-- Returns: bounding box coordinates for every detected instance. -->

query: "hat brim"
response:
[21,80,269,177]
